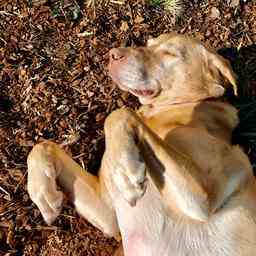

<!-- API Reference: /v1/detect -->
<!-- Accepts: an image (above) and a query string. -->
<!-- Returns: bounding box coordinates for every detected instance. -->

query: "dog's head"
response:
[108,33,237,105]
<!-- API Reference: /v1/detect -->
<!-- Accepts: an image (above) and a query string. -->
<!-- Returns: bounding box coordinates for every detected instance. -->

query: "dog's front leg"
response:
[103,110,147,207]
[27,141,119,238]
[104,108,210,221]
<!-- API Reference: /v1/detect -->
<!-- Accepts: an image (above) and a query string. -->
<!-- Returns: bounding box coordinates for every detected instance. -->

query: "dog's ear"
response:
[205,49,238,96]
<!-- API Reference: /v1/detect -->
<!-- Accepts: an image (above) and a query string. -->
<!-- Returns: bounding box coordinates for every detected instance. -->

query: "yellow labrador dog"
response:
[27,34,256,256]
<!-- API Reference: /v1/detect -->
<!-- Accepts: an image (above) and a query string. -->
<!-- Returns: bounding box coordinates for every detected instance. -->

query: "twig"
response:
[61,213,76,219]
[0,186,11,199]
[0,10,24,18]
[73,153,86,159]
[110,0,124,4]
[34,225,59,231]
[14,170,28,193]
[0,11,15,16]
[0,37,7,45]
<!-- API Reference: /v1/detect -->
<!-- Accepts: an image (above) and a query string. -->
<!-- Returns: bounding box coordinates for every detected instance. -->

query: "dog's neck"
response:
[138,100,239,143]
[138,101,199,118]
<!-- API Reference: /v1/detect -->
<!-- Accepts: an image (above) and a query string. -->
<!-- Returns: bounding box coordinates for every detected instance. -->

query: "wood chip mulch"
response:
[0,0,255,255]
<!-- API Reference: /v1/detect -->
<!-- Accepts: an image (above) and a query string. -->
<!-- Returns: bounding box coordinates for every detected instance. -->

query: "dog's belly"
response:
[113,180,256,256]
[114,180,173,256]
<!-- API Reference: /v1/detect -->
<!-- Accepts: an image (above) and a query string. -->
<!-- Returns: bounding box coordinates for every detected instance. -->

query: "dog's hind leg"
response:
[27,140,119,238]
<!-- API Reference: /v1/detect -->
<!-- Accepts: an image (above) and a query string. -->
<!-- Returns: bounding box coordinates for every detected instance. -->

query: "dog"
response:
[27,33,256,256]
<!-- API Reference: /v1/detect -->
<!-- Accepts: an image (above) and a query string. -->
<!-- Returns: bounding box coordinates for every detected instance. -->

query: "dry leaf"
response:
[120,21,129,32]
[134,15,144,24]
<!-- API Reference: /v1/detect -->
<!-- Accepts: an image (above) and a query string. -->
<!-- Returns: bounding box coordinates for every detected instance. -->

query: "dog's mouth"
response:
[130,88,155,97]
[117,83,161,99]
[108,63,161,99]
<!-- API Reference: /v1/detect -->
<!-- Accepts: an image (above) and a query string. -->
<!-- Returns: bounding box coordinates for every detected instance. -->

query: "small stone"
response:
[62,99,69,105]
[229,0,240,8]
[210,7,221,20]
[6,4,12,12]
[87,91,94,97]
[23,194,29,202]
[120,21,129,33]
[205,30,212,37]
[84,66,90,72]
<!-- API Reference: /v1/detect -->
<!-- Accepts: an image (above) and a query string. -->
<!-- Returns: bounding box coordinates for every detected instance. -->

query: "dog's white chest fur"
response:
[113,178,256,256]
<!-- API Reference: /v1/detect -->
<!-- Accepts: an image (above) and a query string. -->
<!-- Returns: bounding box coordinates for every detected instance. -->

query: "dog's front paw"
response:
[27,142,64,224]
[111,146,147,206]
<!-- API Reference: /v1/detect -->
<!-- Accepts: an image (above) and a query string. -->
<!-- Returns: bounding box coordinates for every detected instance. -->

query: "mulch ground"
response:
[0,0,255,255]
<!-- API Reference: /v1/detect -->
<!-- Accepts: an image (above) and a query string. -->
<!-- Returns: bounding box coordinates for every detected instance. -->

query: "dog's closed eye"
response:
[159,50,178,58]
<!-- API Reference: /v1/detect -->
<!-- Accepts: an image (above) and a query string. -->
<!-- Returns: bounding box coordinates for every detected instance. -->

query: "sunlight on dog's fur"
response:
[27,34,256,256]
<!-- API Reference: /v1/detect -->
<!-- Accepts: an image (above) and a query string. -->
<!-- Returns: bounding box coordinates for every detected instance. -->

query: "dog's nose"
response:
[109,48,125,62]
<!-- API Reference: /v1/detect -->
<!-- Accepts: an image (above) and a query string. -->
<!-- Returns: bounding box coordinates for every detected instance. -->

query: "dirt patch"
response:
[0,0,255,255]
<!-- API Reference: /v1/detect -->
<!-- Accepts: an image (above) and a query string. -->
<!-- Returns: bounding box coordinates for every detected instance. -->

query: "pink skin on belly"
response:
[125,232,145,254]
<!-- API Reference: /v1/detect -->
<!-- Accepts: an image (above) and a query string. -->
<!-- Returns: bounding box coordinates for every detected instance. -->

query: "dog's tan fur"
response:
[27,34,256,256]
